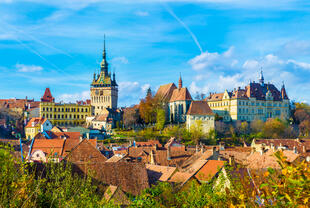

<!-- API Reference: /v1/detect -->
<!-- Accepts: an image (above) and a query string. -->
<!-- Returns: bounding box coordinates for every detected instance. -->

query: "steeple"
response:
[281,81,289,100]
[259,68,264,86]
[178,73,183,89]
[100,35,108,74]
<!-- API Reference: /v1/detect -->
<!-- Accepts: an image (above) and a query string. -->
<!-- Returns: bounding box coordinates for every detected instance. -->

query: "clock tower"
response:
[90,38,118,115]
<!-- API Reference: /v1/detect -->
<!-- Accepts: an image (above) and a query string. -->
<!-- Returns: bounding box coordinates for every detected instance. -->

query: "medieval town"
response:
[1,1,310,208]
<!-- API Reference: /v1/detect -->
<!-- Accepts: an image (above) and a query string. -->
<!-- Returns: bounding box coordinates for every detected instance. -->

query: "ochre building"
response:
[205,72,290,122]
[39,88,91,126]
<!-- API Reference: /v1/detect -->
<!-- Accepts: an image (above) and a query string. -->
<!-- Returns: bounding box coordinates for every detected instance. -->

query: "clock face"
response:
[95,90,99,95]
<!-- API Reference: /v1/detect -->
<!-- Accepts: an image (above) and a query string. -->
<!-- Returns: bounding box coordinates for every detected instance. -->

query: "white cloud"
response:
[112,56,129,64]
[57,90,90,103]
[118,81,151,106]
[16,64,43,72]
[135,11,149,16]
[188,46,238,71]
[188,47,310,103]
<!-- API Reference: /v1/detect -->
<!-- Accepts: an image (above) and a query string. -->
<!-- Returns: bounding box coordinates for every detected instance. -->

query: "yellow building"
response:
[39,88,91,126]
[25,117,52,140]
[205,72,290,122]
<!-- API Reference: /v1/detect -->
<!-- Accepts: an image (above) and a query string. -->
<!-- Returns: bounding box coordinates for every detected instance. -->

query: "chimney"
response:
[303,146,306,153]
[196,145,199,153]
[259,148,263,155]
[293,146,297,154]
[79,136,82,142]
[219,142,225,151]
[229,156,234,166]
[271,143,275,151]
[200,144,204,153]
[212,146,216,155]
[167,146,171,161]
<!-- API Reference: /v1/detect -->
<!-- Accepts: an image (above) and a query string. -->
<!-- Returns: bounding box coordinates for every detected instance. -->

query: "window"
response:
[81,108,84,112]
[50,108,52,111]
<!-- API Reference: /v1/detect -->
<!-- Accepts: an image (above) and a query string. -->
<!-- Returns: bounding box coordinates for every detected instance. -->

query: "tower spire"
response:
[100,34,108,73]
[259,68,264,86]
[178,72,182,89]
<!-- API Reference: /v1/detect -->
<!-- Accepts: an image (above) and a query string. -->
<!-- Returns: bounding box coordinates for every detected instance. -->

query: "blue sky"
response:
[1,0,310,106]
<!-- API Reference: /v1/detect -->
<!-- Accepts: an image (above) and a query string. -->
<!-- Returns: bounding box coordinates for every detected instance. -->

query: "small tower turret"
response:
[178,73,183,89]
[281,81,289,100]
[259,69,264,86]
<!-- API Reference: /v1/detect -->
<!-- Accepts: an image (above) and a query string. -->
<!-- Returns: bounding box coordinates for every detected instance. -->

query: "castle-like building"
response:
[39,39,120,129]
[205,71,290,122]
[156,71,290,125]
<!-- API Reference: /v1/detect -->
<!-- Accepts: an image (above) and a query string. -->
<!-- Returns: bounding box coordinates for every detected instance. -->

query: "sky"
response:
[1,0,310,107]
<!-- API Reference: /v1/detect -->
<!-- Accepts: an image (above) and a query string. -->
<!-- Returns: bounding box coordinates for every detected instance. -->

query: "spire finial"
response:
[104,34,106,52]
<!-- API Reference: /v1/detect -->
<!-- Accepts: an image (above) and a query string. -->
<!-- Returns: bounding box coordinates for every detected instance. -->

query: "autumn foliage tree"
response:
[263,118,287,139]
[139,88,165,126]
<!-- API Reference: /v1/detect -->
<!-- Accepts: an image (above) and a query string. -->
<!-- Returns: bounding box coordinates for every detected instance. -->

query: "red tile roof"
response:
[194,160,225,182]
[41,88,54,102]
[187,101,214,115]
[170,88,192,102]
[156,83,177,101]
[25,117,48,128]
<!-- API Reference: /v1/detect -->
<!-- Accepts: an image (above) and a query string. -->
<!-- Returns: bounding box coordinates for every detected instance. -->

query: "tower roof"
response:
[178,74,183,89]
[91,37,117,87]
[281,83,289,100]
[41,88,54,102]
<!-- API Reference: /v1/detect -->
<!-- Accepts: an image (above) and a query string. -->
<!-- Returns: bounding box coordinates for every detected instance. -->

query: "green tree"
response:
[156,108,166,130]
[190,120,205,144]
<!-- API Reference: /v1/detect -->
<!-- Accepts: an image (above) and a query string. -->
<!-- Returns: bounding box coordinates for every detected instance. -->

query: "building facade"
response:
[205,72,290,122]
[25,117,52,140]
[186,101,215,134]
[90,40,118,116]
[156,76,193,123]
[39,88,92,126]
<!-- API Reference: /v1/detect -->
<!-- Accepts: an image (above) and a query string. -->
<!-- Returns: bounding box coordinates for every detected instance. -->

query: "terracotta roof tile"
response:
[156,83,177,101]
[146,164,176,184]
[41,88,54,102]
[25,117,48,128]
[194,160,225,182]
[170,88,192,102]
[187,101,214,115]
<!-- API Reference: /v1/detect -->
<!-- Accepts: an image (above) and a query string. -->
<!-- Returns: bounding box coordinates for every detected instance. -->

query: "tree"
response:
[123,106,140,129]
[190,120,205,144]
[240,121,249,136]
[139,89,164,125]
[299,119,310,137]
[156,108,166,130]
[263,118,286,139]
[250,119,264,133]
[194,92,206,101]
[294,109,310,124]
